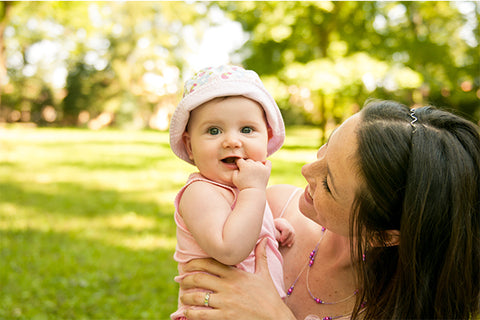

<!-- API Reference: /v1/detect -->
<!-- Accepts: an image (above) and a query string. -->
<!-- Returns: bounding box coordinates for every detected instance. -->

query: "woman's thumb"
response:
[254,237,270,275]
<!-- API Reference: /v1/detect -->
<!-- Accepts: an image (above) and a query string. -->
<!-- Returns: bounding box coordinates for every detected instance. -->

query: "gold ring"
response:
[204,292,211,307]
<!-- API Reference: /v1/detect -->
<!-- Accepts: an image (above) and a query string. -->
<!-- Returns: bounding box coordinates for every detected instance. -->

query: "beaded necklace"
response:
[285,227,361,320]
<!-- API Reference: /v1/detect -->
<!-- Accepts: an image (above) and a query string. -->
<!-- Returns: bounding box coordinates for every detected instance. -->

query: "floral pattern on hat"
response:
[183,65,259,97]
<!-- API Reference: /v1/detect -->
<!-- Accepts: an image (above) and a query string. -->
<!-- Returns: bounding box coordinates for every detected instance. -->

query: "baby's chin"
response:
[202,171,236,188]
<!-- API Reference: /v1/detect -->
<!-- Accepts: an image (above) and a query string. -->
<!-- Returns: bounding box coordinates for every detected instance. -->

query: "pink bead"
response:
[315,298,321,303]
[323,317,332,320]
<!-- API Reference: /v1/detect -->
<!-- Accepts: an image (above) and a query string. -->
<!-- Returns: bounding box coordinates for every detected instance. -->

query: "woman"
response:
[179,100,480,319]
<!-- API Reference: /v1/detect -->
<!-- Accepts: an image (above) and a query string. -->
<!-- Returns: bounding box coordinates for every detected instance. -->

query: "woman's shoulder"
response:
[267,183,300,194]
[267,184,302,218]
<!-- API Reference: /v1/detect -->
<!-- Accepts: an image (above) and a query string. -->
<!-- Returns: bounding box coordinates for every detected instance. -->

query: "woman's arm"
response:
[180,238,297,320]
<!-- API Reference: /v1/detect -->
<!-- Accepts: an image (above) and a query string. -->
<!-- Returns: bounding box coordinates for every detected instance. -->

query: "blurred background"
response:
[1,1,478,141]
[0,1,479,319]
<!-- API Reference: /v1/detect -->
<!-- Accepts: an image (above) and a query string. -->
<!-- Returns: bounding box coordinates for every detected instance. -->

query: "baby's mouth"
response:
[221,157,240,164]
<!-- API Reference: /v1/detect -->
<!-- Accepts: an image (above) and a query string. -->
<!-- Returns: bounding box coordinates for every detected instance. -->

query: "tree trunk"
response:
[0,2,14,110]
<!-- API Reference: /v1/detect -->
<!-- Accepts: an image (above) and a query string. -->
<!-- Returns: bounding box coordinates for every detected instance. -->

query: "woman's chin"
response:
[298,197,315,221]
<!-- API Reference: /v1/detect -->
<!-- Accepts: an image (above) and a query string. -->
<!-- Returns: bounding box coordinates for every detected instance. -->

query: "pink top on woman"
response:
[170,173,285,319]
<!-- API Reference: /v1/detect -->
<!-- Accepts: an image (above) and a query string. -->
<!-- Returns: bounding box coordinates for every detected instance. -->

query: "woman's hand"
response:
[180,238,296,320]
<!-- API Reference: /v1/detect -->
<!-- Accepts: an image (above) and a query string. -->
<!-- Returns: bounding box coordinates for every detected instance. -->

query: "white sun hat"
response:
[169,65,285,165]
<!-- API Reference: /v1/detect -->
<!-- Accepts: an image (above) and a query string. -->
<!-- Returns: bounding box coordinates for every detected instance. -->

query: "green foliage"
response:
[1,2,210,127]
[0,1,478,133]
[218,1,479,142]
[0,125,318,319]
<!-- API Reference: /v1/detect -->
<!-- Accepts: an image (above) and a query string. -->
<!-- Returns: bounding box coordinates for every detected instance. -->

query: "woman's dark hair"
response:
[351,100,480,319]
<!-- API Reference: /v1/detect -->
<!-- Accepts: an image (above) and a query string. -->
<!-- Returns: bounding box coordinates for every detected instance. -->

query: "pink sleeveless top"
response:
[171,173,285,319]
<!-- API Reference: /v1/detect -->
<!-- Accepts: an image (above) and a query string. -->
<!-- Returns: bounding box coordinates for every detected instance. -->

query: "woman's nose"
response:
[301,162,311,179]
[302,158,323,181]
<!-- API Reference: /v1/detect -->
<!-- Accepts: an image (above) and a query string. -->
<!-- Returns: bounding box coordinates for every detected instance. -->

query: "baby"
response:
[169,65,295,319]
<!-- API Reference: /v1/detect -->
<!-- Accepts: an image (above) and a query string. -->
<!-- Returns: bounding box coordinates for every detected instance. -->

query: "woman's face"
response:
[299,113,363,236]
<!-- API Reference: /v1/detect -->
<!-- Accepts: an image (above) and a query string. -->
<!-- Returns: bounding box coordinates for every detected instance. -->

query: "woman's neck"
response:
[321,230,353,270]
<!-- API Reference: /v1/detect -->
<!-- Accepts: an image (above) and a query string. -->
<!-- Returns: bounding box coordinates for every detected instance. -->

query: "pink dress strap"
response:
[278,187,303,218]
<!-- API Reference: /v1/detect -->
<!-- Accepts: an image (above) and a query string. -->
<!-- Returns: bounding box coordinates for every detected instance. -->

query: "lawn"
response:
[0,125,321,319]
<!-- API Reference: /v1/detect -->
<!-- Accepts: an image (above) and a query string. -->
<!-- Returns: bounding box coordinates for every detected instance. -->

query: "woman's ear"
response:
[182,132,194,162]
[370,230,401,247]
[383,230,401,247]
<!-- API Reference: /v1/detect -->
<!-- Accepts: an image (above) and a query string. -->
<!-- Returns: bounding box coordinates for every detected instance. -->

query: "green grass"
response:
[0,125,320,319]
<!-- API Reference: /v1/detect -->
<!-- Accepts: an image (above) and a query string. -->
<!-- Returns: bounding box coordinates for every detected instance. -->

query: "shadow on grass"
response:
[54,156,176,173]
[1,228,178,319]
[37,140,172,149]
[2,141,176,172]
[0,181,174,220]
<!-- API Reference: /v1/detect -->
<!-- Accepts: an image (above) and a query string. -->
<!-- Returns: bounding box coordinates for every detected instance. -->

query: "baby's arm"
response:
[179,159,271,266]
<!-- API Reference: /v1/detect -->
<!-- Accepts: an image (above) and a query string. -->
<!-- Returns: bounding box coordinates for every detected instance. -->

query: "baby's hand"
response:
[274,218,295,247]
[232,159,271,191]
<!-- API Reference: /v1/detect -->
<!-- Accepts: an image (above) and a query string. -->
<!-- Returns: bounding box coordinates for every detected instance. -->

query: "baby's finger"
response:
[263,159,272,171]
[285,233,295,247]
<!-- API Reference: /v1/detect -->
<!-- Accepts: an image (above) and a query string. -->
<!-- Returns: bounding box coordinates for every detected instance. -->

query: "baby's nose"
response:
[222,133,242,148]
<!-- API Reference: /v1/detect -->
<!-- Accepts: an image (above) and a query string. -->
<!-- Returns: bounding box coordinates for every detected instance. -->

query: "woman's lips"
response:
[304,186,314,204]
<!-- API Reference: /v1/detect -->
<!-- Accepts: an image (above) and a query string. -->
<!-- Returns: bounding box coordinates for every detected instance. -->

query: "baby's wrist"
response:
[237,185,266,193]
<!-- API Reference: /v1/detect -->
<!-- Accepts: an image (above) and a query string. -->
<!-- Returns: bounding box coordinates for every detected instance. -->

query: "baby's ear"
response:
[182,132,194,162]
[267,126,273,141]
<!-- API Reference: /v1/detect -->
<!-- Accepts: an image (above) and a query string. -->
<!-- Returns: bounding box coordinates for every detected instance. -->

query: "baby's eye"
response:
[241,127,253,134]
[208,127,221,135]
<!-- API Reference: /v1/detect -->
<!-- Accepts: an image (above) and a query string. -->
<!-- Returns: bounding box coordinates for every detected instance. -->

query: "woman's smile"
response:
[304,186,314,205]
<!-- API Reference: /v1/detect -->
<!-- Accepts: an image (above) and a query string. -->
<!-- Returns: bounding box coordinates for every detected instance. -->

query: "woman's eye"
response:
[208,127,220,135]
[241,127,253,134]
[322,176,331,193]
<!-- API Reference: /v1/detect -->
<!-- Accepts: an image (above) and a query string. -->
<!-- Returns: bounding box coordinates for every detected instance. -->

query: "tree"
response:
[0,1,14,117]
[218,1,479,143]
[1,2,210,127]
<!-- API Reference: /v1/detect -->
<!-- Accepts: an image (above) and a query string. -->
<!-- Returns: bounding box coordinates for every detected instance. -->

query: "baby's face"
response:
[182,96,270,185]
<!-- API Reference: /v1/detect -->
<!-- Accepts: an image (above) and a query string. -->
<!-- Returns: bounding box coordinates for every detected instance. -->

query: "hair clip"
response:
[409,109,418,132]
